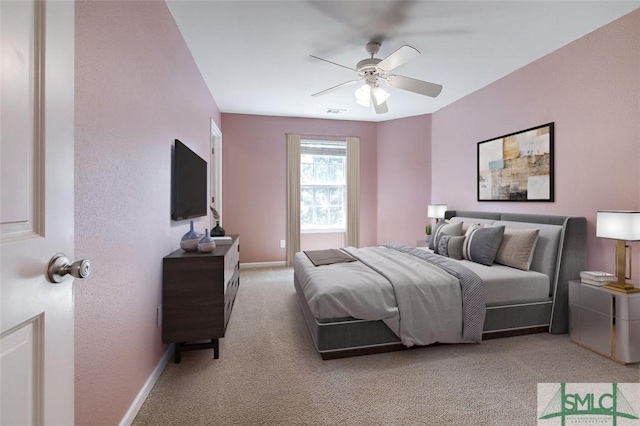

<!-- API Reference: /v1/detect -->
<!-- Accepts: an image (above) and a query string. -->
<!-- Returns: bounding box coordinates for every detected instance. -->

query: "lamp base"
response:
[603,282,640,294]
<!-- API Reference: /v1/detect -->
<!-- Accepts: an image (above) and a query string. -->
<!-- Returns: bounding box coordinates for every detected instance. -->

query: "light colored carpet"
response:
[133,267,639,425]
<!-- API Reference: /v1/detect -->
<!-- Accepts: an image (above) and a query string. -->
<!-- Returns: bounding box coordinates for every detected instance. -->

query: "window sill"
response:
[301,229,346,234]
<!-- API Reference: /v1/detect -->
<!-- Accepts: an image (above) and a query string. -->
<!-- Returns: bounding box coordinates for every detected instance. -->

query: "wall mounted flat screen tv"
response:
[172,139,207,221]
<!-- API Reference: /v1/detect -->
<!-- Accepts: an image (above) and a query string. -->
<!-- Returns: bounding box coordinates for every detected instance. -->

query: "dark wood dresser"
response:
[162,235,240,363]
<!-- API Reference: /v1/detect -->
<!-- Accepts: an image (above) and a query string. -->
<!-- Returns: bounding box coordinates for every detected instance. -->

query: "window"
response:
[300,140,346,232]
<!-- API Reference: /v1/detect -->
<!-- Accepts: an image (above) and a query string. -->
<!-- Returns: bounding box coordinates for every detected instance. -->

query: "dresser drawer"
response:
[224,273,239,331]
[224,238,239,289]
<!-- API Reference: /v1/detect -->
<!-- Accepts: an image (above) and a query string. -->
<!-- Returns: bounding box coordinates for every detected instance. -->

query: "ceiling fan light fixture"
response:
[371,86,390,105]
[354,84,372,107]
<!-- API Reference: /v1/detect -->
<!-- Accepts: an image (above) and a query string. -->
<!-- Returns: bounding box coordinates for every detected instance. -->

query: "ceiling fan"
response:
[310,41,442,114]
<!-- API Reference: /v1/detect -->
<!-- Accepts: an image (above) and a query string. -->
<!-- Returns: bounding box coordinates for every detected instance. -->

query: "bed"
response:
[293,211,586,359]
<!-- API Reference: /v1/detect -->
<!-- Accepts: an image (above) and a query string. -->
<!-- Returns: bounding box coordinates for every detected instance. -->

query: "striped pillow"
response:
[462,225,505,266]
[431,221,463,253]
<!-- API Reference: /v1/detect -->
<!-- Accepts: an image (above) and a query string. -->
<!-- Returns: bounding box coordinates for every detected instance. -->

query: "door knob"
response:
[47,253,91,283]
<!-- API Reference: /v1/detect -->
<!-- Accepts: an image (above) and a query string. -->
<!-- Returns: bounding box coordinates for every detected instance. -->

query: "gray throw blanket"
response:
[304,249,356,266]
[383,244,486,342]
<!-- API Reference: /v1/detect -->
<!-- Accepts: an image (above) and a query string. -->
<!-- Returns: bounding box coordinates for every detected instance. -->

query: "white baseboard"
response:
[119,345,174,426]
[240,261,287,269]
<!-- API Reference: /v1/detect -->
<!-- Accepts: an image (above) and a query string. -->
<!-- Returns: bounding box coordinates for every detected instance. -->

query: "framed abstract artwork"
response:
[477,123,554,202]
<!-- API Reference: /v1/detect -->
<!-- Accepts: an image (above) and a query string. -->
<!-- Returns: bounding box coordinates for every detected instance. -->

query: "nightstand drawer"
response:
[579,284,612,315]
[616,295,640,321]
[616,319,640,363]
[578,306,612,356]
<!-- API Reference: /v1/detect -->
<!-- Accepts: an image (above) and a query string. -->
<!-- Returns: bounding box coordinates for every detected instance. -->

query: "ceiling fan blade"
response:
[310,55,357,72]
[377,45,420,72]
[373,100,388,114]
[311,79,362,97]
[386,74,443,98]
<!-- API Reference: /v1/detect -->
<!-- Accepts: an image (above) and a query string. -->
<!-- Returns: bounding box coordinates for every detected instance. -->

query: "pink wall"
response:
[431,10,640,284]
[377,115,432,245]
[221,114,377,262]
[75,1,220,424]
[71,5,639,424]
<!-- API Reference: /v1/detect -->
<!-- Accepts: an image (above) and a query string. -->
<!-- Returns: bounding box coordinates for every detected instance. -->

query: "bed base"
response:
[295,211,586,360]
[318,327,549,360]
[295,276,551,360]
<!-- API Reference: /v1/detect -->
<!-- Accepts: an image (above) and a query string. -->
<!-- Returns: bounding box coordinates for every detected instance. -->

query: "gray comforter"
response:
[294,244,485,347]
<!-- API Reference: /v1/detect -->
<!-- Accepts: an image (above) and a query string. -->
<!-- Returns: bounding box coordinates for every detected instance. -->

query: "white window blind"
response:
[300,140,346,232]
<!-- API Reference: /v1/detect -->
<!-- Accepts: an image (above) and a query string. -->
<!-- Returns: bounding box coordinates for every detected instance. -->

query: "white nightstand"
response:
[569,279,640,364]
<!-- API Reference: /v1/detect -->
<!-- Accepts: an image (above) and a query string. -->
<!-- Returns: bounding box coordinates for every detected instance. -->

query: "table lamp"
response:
[427,204,447,224]
[596,210,640,293]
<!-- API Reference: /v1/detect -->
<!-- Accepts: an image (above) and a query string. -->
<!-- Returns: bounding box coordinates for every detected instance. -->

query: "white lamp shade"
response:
[371,86,390,105]
[596,210,640,241]
[428,204,447,219]
[354,84,371,107]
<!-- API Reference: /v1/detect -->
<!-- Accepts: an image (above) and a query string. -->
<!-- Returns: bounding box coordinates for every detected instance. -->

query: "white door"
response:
[0,1,78,425]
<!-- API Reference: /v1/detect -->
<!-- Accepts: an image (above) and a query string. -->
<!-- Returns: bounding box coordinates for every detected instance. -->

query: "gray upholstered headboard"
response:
[444,210,587,334]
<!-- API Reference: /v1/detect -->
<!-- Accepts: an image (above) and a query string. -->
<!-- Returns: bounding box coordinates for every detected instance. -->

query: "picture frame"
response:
[477,122,554,202]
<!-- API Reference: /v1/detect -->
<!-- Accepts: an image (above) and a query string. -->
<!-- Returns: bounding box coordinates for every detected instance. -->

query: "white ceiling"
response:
[167,1,639,123]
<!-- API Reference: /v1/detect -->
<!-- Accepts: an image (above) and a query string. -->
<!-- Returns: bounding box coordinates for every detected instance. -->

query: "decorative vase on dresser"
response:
[198,230,216,253]
[210,220,226,237]
[180,220,200,252]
